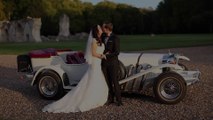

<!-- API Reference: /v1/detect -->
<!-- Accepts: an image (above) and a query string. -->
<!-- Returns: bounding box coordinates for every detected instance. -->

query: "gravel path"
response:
[0,46,212,120]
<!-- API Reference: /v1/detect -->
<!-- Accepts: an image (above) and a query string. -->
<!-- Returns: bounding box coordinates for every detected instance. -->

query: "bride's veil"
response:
[84,30,93,65]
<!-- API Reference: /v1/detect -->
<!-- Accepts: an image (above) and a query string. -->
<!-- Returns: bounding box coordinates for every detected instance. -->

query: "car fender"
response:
[176,55,190,61]
[140,64,185,90]
[157,63,183,70]
[31,65,65,86]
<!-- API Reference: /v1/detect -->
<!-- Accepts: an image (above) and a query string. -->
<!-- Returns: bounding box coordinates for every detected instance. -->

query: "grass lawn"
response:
[120,34,213,51]
[0,34,213,54]
[0,41,86,54]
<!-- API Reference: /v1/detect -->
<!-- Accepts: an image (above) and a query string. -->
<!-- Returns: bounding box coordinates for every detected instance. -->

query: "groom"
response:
[101,22,123,106]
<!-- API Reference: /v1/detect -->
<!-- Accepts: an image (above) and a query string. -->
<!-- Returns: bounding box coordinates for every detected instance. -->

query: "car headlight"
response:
[162,58,176,64]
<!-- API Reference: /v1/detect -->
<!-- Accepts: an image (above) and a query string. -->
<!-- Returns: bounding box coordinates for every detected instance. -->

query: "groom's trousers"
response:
[101,59,122,103]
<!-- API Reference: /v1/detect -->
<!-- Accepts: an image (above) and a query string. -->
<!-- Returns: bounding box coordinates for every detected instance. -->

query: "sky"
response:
[81,0,162,9]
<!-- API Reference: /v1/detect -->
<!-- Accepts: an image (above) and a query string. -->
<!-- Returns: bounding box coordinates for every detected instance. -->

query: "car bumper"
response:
[176,70,201,85]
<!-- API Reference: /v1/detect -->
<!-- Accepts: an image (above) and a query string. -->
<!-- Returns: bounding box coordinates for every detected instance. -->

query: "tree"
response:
[156,0,213,33]
[91,1,116,25]
[0,0,6,20]
[113,4,145,34]
[82,2,94,32]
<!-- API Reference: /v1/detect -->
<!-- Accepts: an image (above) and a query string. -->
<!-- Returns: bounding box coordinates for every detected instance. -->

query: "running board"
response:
[119,64,182,84]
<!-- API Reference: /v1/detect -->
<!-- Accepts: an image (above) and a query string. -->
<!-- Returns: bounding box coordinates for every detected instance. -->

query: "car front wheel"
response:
[153,72,187,104]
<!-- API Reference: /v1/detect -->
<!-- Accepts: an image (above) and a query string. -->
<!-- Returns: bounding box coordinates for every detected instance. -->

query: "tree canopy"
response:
[0,0,212,35]
[156,0,213,33]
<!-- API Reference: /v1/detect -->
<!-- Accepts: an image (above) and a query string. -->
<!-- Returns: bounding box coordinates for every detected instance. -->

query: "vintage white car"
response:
[17,48,200,104]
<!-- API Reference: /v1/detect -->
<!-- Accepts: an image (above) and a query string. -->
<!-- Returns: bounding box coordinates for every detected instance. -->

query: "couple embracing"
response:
[42,22,122,113]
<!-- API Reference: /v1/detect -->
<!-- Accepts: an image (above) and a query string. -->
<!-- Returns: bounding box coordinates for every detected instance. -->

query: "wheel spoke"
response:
[40,76,58,96]
[160,78,181,99]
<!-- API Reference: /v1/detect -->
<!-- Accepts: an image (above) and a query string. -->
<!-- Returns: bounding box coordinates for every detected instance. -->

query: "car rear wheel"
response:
[37,70,64,100]
[153,72,187,104]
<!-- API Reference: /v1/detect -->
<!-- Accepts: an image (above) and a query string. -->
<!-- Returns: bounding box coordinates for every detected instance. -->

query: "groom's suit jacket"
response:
[101,33,122,103]
[102,33,120,61]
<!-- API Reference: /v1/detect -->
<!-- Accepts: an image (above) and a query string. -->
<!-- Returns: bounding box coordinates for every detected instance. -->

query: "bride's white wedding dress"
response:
[42,37,108,113]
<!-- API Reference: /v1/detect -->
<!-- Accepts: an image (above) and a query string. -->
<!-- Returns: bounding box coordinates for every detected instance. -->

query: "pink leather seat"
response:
[57,49,72,52]
[76,52,86,63]
[66,52,86,64]
[29,48,57,58]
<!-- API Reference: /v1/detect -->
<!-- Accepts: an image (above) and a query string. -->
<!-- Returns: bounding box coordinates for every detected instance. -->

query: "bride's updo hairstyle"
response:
[92,25,102,46]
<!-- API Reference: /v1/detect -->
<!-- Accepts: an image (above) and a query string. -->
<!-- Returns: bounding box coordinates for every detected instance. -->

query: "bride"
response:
[42,25,108,113]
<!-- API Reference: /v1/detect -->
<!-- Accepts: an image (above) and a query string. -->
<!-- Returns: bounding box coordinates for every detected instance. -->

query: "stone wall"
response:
[0,18,42,42]
[0,21,8,42]
[56,14,71,41]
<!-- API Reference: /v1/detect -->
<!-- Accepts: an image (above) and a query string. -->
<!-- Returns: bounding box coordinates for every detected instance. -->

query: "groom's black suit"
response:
[101,33,122,104]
